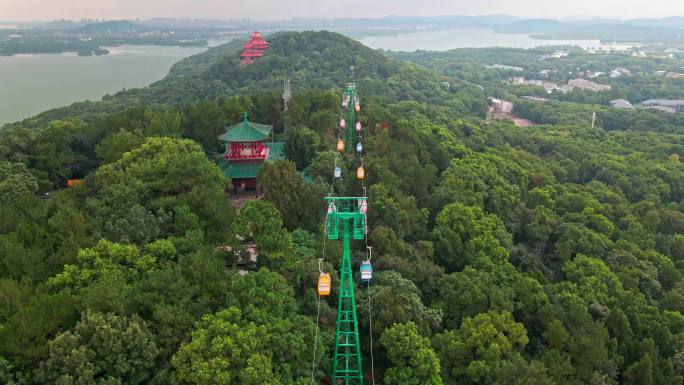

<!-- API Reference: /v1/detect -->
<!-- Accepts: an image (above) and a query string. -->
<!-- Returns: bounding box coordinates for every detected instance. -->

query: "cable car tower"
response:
[326,196,366,384]
[340,66,361,153]
[313,67,371,385]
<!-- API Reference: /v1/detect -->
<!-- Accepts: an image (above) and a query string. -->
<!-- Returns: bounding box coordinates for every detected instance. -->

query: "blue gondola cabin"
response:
[360,260,372,283]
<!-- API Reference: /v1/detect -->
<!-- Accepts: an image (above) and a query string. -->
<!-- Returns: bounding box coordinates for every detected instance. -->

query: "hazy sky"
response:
[1,0,683,21]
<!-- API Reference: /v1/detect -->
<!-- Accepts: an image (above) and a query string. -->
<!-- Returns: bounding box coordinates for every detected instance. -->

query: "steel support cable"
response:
[310,293,322,385]
[311,162,336,385]
[367,281,375,385]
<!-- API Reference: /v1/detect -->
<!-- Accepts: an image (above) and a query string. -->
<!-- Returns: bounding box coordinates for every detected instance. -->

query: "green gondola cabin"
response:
[218,114,284,196]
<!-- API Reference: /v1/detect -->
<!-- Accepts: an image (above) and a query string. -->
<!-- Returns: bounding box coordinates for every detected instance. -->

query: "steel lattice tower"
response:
[344,83,359,153]
[326,196,366,384]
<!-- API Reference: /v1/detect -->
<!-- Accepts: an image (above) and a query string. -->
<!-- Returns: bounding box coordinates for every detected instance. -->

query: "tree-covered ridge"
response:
[1,31,684,385]
[388,47,684,134]
[5,31,463,130]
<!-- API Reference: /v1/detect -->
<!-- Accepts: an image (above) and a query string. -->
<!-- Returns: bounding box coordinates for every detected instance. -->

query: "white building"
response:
[489,98,514,114]
[610,99,634,110]
[586,71,605,78]
[641,99,684,113]
[510,76,525,85]
[565,79,612,92]
[486,64,524,72]
[610,68,631,78]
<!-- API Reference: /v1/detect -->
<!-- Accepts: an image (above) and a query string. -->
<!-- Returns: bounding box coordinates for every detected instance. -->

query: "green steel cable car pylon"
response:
[326,196,366,384]
[343,82,359,153]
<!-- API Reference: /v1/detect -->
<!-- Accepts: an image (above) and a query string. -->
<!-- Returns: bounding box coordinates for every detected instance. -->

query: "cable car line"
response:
[311,68,373,384]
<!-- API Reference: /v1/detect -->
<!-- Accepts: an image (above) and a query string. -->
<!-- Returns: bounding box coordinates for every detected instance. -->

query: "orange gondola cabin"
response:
[218,114,284,196]
[318,272,331,296]
[240,31,269,65]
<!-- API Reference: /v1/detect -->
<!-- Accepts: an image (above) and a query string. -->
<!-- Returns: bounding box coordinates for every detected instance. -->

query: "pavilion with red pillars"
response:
[218,113,284,197]
[240,31,269,65]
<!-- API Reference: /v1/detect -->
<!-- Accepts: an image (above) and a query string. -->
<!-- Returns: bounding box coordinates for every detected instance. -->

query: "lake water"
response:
[359,28,636,52]
[0,40,231,126]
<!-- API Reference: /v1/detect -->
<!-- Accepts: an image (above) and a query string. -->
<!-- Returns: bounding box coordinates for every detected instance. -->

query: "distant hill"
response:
[11,31,451,127]
[535,23,684,42]
[36,19,86,30]
[139,17,249,29]
[494,19,567,34]
[75,20,148,33]
[624,17,684,30]
[121,30,451,106]
[493,17,684,42]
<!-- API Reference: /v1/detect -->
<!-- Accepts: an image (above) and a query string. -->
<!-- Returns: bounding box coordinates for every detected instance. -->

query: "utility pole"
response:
[282,79,292,131]
[282,79,291,111]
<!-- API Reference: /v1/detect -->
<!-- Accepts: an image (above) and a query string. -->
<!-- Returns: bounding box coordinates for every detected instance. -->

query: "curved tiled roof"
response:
[218,119,273,142]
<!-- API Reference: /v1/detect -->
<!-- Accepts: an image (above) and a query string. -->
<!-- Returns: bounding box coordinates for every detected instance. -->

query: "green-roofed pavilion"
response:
[218,116,273,142]
[218,113,285,197]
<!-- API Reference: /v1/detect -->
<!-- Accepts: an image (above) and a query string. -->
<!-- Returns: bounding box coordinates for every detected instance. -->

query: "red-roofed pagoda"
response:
[240,31,269,65]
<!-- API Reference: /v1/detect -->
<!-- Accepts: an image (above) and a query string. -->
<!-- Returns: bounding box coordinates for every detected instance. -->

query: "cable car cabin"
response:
[318,272,331,296]
[359,199,368,214]
[360,261,372,283]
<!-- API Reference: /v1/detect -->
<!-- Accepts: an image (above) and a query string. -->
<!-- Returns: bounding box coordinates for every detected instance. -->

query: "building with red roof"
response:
[240,31,269,65]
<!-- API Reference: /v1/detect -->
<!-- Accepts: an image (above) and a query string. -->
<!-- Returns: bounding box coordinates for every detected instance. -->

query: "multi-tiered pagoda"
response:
[218,114,284,196]
[240,31,269,65]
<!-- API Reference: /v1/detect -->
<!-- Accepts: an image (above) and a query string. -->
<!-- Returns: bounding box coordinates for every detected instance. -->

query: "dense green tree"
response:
[368,183,428,241]
[231,200,294,260]
[434,151,527,221]
[562,254,623,304]
[432,202,511,272]
[171,307,279,385]
[225,269,321,381]
[257,160,305,229]
[0,162,38,203]
[283,127,322,170]
[0,288,79,367]
[145,109,182,137]
[305,150,339,183]
[624,354,654,385]
[359,271,442,336]
[0,357,27,385]
[87,137,231,244]
[437,265,516,328]
[35,311,158,385]
[433,311,529,385]
[95,130,144,164]
[380,322,443,385]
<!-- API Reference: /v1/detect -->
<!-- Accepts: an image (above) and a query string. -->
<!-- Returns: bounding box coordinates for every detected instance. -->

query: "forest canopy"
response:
[2,31,684,385]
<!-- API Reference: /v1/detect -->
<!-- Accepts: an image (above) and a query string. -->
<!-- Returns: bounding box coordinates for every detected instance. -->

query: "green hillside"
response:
[2,31,684,385]
[9,31,464,129]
